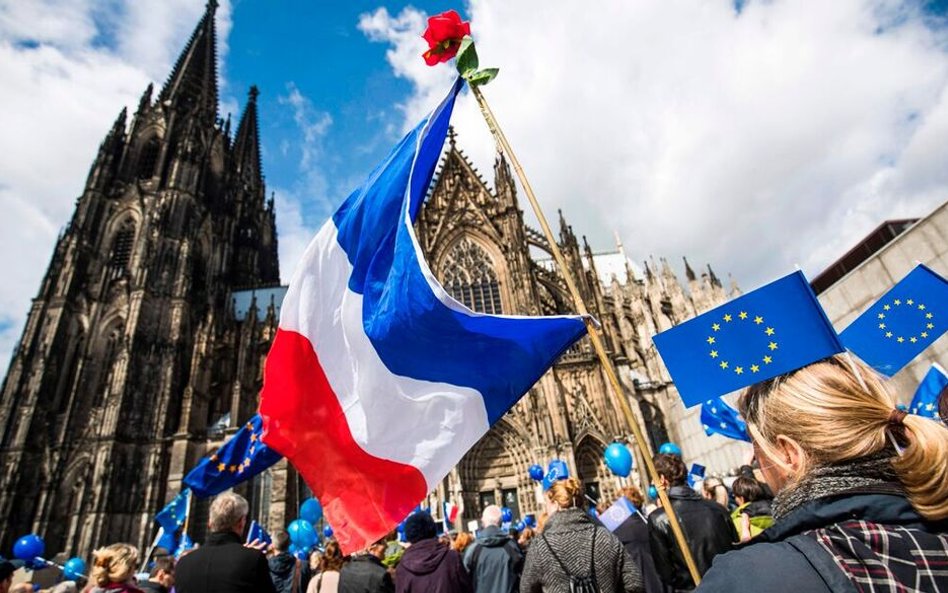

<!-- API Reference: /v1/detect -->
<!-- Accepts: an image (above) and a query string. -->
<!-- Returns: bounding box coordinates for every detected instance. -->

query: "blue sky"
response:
[1,0,947,367]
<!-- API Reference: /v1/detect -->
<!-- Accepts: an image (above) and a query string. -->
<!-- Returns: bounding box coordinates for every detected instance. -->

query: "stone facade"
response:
[0,2,304,556]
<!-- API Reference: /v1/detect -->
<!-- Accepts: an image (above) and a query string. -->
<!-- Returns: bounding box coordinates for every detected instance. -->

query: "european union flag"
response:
[653,271,843,407]
[154,489,190,553]
[690,463,706,478]
[174,533,194,559]
[840,264,948,376]
[246,520,272,546]
[183,414,283,498]
[700,397,752,442]
[909,363,947,418]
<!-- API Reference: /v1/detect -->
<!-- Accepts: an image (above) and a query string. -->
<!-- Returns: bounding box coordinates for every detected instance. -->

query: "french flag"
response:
[443,501,459,532]
[260,80,587,554]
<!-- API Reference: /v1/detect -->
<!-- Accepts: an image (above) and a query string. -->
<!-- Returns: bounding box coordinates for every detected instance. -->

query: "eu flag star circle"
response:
[706,311,776,375]
[876,296,935,345]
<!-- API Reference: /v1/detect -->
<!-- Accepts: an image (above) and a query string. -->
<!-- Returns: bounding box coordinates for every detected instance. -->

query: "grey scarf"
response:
[771,450,901,520]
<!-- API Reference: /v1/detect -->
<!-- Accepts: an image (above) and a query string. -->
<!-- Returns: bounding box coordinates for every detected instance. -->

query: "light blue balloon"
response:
[63,557,86,580]
[300,498,323,524]
[604,442,633,477]
[288,519,317,548]
[647,485,658,499]
[658,442,682,456]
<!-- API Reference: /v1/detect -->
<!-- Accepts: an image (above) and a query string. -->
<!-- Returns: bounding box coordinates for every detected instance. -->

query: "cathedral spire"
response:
[233,86,262,187]
[159,0,219,122]
[707,264,722,288]
[683,257,696,282]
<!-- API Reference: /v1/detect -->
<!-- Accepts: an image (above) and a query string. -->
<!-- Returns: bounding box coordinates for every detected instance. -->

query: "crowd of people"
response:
[4,355,946,593]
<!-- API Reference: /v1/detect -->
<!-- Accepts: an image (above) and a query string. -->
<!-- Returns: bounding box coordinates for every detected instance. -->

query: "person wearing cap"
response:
[696,354,948,592]
[394,512,471,593]
[0,560,14,593]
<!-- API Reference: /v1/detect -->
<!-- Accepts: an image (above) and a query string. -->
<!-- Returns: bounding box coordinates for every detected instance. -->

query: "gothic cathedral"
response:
[0,3,737,557]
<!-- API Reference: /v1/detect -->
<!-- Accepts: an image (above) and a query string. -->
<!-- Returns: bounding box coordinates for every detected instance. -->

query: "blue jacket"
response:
[697,487,948,593]
[463,525,523,593]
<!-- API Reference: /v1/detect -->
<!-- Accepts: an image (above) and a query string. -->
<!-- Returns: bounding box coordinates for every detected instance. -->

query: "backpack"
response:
[540,528,600,593]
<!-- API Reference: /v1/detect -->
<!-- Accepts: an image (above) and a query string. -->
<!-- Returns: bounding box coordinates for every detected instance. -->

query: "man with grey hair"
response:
[463,505,523,593]
[174,492,276,593]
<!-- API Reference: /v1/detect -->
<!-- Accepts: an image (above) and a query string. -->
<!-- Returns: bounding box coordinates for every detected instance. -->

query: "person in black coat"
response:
[697,355,948,592]
[175,492,277,593]
[611,488,663,593]
[338,539,394,593]
[647,455,736,592]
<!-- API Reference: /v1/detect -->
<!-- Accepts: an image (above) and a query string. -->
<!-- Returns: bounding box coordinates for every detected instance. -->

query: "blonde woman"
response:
[89,543,143,593]
[697,355,948,592]
[520,477,643,592]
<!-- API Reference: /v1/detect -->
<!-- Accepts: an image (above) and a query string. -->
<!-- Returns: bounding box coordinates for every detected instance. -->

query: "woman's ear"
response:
[774,434,806,477]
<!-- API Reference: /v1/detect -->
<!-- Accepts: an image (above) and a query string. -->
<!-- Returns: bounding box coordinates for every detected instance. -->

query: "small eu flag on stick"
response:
[909,363,948,418]
[653,271,844,407]
[701,397,751,443]
[840,264,948,377]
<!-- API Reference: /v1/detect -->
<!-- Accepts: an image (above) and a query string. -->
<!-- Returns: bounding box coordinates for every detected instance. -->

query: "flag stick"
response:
[468,83,703,586]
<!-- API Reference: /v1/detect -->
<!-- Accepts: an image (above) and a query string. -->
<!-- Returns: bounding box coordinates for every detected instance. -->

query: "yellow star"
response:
[250,445,256,454]
[250,433,258,442]
[910,337,918,343]
[210,454,218,462]
[768,341,778,351]
[750,364,760,373]
[244,457,252,465]
[712,323,721,331]
[754,316,764,324]
[927,323,935,329]
[921,332,928,338]
[735,366,744,375]
[229,465,237,473]
[885,332,893,338]
[739,311,748,320]
[883,304,891,310]
[926,312,933,319]
[710,350,719,358]
[878,323,886,329]
[720,361,729,369]
[877,313,885,319]
[707,336,716,345]
[763,356,773,364]
[765,327,775,336]
[906,299,914,305]
[894,299,901,306]
[724,314,733,322]
[238,465,245,474]
[897,337,905,343]
[919,304,926,311]
[246,423,253,430]
[217,462,226,472]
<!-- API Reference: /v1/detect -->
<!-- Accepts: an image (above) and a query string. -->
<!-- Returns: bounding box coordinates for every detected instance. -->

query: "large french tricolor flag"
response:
[260,80,587,554]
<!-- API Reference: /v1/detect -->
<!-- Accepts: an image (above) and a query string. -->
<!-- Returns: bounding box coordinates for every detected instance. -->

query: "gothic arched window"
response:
[107,221,135,280]
[441,238,502,314]
[136,138,161,179]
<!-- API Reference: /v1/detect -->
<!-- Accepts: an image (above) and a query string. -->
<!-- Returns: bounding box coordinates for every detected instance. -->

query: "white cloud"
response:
[359,1,948,293]
[0,0,231,365]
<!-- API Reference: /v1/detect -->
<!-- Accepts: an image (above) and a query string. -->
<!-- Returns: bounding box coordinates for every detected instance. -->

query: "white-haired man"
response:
[175,492,276,593]
[463,505,523,593]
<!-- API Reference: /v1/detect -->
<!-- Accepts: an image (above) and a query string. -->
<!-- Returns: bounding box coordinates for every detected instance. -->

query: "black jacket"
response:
[339,554,394,593]
[647,486,736,592]
[137,582,168,593]
[270,551,310,593]
[175,531,277,593]
[696,489,948,593]
[613,515,664,593]
[464,525,523,593]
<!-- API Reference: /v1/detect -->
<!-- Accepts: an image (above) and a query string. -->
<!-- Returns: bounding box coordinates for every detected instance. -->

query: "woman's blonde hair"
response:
[91,543,139,586]
[546,477,585,510]
[740,354,948,520]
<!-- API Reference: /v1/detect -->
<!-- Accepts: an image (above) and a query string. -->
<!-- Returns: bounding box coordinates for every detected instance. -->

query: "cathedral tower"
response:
[0,1,282,555]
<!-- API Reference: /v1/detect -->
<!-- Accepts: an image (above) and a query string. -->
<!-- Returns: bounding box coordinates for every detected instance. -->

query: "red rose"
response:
[421,10,471,66]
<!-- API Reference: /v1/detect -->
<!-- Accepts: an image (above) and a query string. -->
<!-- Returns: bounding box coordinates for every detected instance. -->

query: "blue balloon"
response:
[300,498,323,524]
[524,514,537,528]
[501,507,513,523]
[323,525,334,539]
[13,534,45,562]
[528,464,544,481]
[647,485,658,500]
[604,442,633,477]
[288,519,317,548]
[658,442,682,456]
[63,557,86,580]
[294,548,309,561]
[515,520,526,531]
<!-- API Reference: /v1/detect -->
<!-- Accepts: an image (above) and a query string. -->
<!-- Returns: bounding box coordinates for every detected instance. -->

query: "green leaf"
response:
[455,36,479,78]
[466,67,499,86]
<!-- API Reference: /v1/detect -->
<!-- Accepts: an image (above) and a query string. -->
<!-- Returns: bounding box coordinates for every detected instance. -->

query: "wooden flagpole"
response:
[469,84,703,586]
